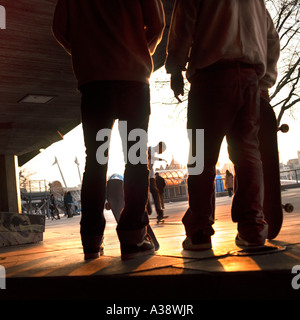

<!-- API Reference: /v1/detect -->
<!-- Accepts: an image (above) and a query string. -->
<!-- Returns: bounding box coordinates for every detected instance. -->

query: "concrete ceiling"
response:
[0,0,174,166]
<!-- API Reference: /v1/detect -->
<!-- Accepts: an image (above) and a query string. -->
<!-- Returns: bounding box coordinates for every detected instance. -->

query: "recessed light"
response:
[18,94,56,104]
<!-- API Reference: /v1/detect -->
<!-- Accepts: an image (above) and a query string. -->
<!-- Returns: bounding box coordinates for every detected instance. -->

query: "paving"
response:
[1,188,300,302]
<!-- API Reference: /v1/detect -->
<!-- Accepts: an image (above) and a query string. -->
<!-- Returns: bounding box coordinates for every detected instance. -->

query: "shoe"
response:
[157,209,164,217]
[235,234,265,248]
[182,230,212,251]
[121,234,155,260]
[157,214,165,221]
[81,235,104,260]
[84,244,104,260]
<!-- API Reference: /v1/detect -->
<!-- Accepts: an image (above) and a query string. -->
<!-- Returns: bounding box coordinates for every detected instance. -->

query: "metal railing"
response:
[163,178,227,201]
[280,168,300,186]
[20,180,81,216]
[20,169,299,213]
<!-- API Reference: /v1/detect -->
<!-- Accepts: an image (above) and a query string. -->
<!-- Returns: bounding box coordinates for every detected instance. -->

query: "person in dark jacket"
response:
[65,191,73,218]
[165,0,279,250]
[155,172,166,209]
[225,170,234,197]
[53,0,165,260]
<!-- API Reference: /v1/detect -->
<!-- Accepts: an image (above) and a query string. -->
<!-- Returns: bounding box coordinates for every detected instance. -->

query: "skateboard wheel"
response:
[278,124,289,133]
[283,203,294,213]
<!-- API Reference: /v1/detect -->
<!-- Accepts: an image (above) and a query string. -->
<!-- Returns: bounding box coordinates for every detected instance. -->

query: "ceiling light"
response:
[18,94,56,104]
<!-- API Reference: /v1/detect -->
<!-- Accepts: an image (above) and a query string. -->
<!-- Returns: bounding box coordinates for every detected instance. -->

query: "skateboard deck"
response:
[229,245,286,256]
[157,216,169,224]
[151,215,169,223]
[106,177,160,251]
[258,98,283,239]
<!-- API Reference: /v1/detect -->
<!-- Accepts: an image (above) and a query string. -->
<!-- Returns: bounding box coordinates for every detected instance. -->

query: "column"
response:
[0,154,22,213]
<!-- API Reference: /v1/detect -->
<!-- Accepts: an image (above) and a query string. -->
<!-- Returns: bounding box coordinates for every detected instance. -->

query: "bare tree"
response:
[153,1,300,126]
[266,0,300,125]
[151,75,189,125]
[19,168,37,191]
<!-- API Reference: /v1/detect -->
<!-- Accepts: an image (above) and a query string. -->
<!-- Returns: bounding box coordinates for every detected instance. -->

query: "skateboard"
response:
[106,175,160,251]
[229,244,286,256]
[156,215,169,224]
[258,98,293,239]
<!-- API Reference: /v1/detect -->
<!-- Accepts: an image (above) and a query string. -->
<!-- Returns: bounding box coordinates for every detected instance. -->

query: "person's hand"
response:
[171,71,184,102]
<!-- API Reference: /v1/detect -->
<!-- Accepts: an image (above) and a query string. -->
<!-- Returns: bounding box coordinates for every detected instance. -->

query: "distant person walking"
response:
[225,170,234,197]
[65,191,73,218]
[53,0,165,260]
[155,172,166,209]
[147,145,165,219]
[49,194,60,220]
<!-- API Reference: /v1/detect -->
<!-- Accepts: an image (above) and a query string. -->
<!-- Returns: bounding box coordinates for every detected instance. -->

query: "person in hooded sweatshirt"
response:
[165,0,280,250]
[53,0,165,260]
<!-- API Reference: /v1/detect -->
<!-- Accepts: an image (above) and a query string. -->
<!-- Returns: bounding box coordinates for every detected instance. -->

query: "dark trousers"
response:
[147,178,163,217]
[66,204,73,217]
[183,61,267,244]
[80,81,150,245]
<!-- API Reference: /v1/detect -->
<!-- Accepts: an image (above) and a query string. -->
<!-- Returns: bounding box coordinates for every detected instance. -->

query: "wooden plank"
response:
[0,231,43,247]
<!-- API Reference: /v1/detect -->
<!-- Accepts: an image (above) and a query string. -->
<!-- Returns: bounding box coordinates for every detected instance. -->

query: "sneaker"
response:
[81,235,104,260]
[182,230,212,251]
[84,244,104,260]
[157,214,166,221]
[235,234,265,248]
[157,209,164,218]
[121,234,155,260]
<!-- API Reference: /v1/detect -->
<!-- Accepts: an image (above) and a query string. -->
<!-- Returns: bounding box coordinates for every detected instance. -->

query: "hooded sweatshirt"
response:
[165,0,280,90]
[53,0,165,88]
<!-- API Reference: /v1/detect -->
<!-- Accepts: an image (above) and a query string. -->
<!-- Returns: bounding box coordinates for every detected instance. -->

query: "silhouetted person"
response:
[225,170,234,197]
[147,145,165,219]
[165,0,279,250]
[49,194,60,220]
[155,172,166,209]
[53,0,165,260]
[65,191,73,218]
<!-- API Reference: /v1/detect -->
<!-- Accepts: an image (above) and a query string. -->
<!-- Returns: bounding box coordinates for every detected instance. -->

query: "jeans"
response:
[80,80,150,245]
[183,61,267,244]
[147,178,164,217]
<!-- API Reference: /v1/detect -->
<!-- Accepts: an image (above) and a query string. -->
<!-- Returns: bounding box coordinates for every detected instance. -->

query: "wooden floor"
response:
[1,188,300,300]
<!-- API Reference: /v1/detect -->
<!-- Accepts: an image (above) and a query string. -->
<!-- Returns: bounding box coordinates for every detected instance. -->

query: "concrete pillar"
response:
[0,154,22,213]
